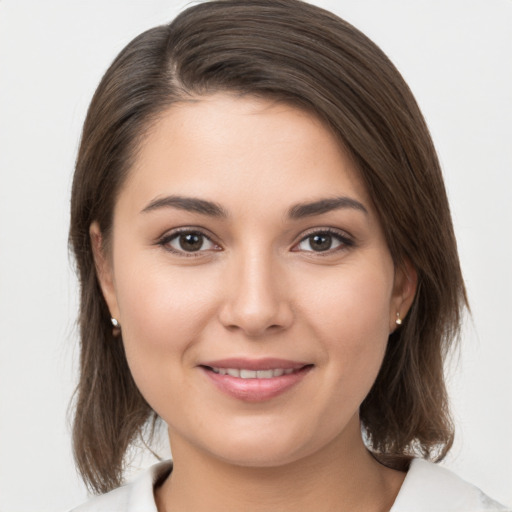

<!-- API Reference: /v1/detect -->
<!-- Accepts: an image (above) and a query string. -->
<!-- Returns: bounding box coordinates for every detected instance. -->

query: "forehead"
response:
[120,93,371,215]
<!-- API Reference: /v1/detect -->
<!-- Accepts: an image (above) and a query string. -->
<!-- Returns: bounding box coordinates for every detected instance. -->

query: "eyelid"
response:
[155,226,354,257]
[156,226,222,257]
[291,227,355,253]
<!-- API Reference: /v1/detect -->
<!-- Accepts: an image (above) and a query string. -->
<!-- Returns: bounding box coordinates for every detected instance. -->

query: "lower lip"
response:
[201,366,312,402]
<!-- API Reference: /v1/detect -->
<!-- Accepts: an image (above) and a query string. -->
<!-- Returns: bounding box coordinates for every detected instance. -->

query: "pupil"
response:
[180,233,203,251]
[311,234,332,251]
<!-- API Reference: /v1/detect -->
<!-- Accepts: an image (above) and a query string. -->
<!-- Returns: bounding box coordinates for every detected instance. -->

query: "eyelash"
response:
[156,227,354,257]
[293,228,354,256]
[157,227,220,258]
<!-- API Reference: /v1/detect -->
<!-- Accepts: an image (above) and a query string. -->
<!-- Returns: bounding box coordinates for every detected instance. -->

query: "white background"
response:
[0,1,511,510]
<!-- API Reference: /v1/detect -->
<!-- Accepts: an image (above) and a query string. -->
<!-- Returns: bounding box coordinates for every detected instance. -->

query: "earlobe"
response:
[90,222,120,320]
[391,259,418,330]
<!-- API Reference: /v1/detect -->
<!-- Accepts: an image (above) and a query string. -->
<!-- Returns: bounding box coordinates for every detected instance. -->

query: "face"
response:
[93,94,414,468]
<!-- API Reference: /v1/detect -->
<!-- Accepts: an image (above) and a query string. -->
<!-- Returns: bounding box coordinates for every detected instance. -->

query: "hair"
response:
[69,0,467,494]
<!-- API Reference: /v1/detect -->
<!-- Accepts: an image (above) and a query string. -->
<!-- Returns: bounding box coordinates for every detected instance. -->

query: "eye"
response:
[159,229,220,255]
[294,229,352,253]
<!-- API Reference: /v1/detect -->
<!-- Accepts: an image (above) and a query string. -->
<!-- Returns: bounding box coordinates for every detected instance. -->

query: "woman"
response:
[68,0,508,510]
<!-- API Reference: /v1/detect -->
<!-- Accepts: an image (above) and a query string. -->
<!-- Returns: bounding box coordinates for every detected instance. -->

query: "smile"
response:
[209,367,296,378]
[200,360,313,402]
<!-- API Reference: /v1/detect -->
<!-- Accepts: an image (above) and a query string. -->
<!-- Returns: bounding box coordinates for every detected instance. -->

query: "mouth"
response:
[207,367,298,378]
[199,359,313,402]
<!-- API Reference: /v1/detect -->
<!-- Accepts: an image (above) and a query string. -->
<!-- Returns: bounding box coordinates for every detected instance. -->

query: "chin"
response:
[181,416,349,469]
[211,441,311,469]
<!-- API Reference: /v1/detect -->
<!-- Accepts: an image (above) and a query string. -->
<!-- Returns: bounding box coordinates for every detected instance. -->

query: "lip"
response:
[201,357,308,371]
[199,358,313,402]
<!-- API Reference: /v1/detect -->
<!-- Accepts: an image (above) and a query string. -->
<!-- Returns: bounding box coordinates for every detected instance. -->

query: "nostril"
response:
[217,289,294,336]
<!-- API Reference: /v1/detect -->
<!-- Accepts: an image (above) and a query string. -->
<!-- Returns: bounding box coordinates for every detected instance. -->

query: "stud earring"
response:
[395,312,402,326]
[111,317,121,336]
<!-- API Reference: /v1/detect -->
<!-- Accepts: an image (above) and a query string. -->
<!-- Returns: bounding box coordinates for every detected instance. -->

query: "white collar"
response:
[390,458,507,511]
[71,458,508,511]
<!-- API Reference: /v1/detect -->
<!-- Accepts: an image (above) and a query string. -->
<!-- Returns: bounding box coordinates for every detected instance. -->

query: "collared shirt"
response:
[70,458,510,512]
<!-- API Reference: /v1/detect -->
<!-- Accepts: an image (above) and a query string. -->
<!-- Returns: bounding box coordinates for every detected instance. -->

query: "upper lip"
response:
[200,358,310,371]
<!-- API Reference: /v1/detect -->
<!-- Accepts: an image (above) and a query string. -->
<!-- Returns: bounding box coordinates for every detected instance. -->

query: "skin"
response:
[92,94,416,512]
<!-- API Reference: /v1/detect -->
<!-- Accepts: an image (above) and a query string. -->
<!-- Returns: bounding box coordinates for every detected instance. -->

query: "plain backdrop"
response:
[0,1,511,510]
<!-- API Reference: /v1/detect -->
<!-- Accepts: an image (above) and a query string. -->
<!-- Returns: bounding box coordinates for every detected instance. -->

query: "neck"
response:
[155,417,405,512]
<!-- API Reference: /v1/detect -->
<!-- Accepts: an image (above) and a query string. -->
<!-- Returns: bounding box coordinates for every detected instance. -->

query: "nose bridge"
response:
[219,244,292,336]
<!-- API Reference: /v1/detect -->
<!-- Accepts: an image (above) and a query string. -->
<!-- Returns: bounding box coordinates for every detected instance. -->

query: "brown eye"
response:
[164,231,218,254]
[308,234,333,251]
[295,230,351,253]
[178,233,204,252]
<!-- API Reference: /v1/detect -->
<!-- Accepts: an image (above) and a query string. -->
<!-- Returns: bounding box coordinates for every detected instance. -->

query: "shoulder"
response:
[68,460,172,512]
[391,458,510,512]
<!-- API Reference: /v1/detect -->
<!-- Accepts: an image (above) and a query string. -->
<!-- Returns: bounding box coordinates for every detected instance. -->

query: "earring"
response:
[111,317,121,336]
[395,312,402,326]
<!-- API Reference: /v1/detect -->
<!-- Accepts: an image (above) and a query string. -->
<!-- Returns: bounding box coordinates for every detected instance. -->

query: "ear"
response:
[90,222,120,321]
[389,258,418,332]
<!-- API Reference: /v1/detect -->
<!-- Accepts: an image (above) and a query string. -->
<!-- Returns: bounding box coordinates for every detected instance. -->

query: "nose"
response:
[217,251,294,337]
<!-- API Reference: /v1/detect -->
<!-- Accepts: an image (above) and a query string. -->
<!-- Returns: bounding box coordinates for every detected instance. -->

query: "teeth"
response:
[256,369,273,378]
[240,369,257,378]
[210,367,297,379]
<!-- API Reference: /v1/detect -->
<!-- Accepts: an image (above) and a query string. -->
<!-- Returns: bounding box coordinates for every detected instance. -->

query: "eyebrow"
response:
[141,194,368,219]
[141,195,228,217]
[287,197,368,219]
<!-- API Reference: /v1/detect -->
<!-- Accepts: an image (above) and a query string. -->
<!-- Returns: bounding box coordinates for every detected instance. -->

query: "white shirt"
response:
[70,458,510,511]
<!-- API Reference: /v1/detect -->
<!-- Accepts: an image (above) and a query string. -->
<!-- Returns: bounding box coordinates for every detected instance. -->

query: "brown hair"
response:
[69,0,467,494]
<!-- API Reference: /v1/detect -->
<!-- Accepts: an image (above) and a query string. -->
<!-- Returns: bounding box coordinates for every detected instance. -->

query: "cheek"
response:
[113,258,220,375]
[304,260,393,340]
[303,261,393,391]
